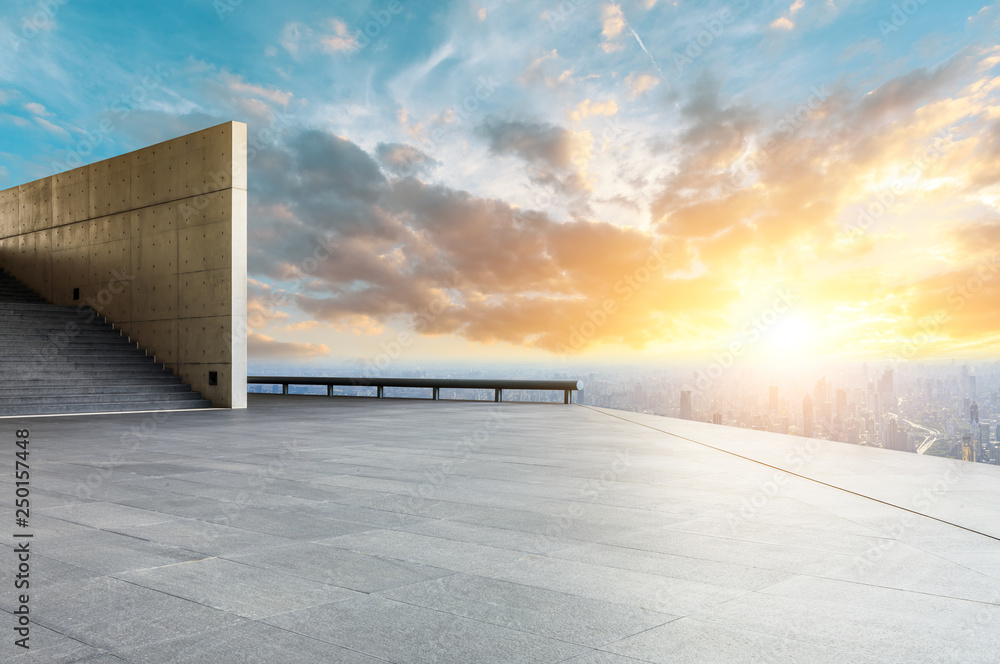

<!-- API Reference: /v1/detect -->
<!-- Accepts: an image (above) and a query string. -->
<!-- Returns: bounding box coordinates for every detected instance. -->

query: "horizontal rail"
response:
[248,376,582,404]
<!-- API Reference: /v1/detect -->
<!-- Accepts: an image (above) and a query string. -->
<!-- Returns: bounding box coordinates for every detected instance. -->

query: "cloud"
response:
[220,73,293,107]
[278,18,359,59]
[569,99,619,123]
[280,22,307,57]
[625,73,660,99]
[771,0,806,30]
[520,50,576,89]
[321,19,359,53]
[478,118,593,195]
[245,126,715,352]
[601,4,625,39]
[248,332,331,359]
[34,117,69,138]
[24,102,50,116]
[375,143,440,177]
[480,119,586,170]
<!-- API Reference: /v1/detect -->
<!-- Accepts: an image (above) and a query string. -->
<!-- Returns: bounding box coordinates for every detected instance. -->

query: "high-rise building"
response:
[803,394,813,438]
[769,386,779,412]
[963,433,975,462]
[680,391,692,420]
[971,401,979,426]
[895,429,910,453]
[712,412,722,425]
[813,378,827,410]
[884,414,897,450]
[836,389,847,428]
[878,368,893,398]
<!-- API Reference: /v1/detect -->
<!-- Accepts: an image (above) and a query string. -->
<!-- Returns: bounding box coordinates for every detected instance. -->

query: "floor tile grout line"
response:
[582,405,1000,543]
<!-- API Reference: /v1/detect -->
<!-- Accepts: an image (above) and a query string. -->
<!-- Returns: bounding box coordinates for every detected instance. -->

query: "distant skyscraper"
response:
[803,394,813,438]
[963,433,975,462]
[878,368,893,400]
[971,401,979,425]
[884,415,897,450]
[680,391,691,420]
[896,429,910,453]
[769,385,779,412]
[712,412,722,425]
[969,374,977,399]
[813,378,827,410]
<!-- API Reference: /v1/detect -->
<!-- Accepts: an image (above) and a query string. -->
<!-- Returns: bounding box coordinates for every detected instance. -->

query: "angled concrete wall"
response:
[0,121,247,408]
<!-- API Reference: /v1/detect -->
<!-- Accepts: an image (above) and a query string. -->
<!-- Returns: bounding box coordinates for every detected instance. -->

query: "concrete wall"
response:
[0,121,247,408]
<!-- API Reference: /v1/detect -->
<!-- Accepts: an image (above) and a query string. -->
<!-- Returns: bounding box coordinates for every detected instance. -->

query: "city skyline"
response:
[2,1,999,366]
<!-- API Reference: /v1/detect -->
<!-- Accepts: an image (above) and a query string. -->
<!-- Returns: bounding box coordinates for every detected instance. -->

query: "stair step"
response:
[0,392,206,406]
[0,270,212,415]
[0,400,213,416]
[0,359,165,371]
[2,376,192,387]
[0,384,192,396]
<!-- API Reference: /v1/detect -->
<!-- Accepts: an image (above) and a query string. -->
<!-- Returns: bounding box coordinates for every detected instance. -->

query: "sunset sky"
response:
[2,0,999,367]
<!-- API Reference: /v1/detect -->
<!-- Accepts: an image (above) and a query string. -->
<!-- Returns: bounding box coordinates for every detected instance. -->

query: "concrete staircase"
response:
[0,269,213,415]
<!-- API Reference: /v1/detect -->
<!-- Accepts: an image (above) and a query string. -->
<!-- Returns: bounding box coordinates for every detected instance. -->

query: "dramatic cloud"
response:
[248,332,331,359]
[246,126,720,353]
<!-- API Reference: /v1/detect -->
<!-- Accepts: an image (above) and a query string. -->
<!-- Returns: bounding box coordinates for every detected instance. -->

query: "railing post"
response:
[282,383,288,395]
[564,390,570,404]
[377,385,383,398]
[433,387,440,400]
[495,388,502,403]
[327,384,334,397]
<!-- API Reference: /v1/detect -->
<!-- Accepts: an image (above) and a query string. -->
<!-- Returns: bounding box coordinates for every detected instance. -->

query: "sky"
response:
[2,0,999,370]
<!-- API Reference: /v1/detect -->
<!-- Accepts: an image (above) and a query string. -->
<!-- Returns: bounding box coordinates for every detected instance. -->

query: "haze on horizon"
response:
[2,0,999,369]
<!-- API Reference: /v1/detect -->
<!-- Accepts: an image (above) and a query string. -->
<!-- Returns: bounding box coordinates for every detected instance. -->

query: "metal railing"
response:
[248,376,582,404]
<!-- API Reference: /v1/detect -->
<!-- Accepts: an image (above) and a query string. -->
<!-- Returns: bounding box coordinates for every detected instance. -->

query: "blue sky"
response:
[2,0,999,367]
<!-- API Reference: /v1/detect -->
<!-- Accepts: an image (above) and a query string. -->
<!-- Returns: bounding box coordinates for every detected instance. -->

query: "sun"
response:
[762,315,820,358]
